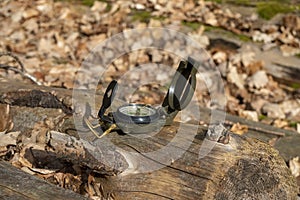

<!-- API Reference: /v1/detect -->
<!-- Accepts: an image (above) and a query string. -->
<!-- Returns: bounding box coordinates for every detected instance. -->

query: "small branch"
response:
[0,52,25,72]
[0,52,42,85]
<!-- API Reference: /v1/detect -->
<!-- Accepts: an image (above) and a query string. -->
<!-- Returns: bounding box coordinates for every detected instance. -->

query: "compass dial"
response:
[119,104,156,117]
[115,104,159,124]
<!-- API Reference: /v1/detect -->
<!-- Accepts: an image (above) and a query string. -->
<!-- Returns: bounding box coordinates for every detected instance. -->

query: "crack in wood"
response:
[118,190,174,199]
[1,90,72,114]
[0,185,32,199]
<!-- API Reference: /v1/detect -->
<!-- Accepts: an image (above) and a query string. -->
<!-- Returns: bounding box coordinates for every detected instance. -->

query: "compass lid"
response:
[162,56,198,112]
[98,80,118,123]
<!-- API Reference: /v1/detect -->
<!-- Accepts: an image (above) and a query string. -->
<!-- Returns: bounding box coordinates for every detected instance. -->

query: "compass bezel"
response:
[114,103,160,125]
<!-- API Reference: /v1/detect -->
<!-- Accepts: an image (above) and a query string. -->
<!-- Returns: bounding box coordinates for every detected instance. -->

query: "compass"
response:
[115,104,159,124]
[83,57,198,138]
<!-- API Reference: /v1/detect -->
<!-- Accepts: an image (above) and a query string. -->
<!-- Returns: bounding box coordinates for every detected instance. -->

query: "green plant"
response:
[205,0,223,3]
[205,0,300,20]
[55,0,91,6]
[290,83,300,89]
[54,0,111,7]
[289,121,298,128]
[153,15,167,21]
[224,0,254,6]
[259,114,268,120]
[257,2,295,20]
[131,10,152,23]
[105,3,112,12]
[81,0,96,6]
[204,25,251,42]
[237,34,251,42]
[181,21,201,31]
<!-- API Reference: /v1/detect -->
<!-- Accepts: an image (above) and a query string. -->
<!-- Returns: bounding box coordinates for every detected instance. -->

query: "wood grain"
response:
[0,161,88,200]
[0,78,298,199]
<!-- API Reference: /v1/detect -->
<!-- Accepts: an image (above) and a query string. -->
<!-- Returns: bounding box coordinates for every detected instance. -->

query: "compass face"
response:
[115,104,159,125]
[119,104,157,117]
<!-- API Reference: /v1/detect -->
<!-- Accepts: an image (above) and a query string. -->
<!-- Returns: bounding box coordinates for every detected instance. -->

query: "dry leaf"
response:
[0,104,13,133]
[289,157,300,177]
[0,131,20,147]
[230,123,248,135]
[29,167,57,175]
[21,166,37,175]
[0,146,7,157]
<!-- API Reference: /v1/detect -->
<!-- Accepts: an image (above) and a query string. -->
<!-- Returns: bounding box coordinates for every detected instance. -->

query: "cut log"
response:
[0,78,298,199]
[0,160,88,200]
[90,124,298,200]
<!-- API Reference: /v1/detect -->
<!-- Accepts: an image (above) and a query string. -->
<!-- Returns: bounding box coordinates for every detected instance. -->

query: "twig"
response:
[0,52,42,85]
[0,52,25,72]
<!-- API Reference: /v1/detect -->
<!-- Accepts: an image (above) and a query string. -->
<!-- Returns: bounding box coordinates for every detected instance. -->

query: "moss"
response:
[206,0,300,20]
[289,121,298,128]
[54,0,111,7]
[290,83,300,89]
[257,2,296,20]
[129,9,167,23]
[81,0,96,6]
[207,0,296,7]
[181,21,201,31]
[204,0,255,7]
[204,25,251,42]
[54,0,94,6]
[205,0,223,3]
[237,34,251,42]
[259,114,268,120]
[153,15,167,21]
[224,0,253,6]
[105,3,112,12]
[131,10,152,23]
[202,24,216,32]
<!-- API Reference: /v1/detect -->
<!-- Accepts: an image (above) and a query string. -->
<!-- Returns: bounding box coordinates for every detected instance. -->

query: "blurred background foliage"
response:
[56,0,300,20]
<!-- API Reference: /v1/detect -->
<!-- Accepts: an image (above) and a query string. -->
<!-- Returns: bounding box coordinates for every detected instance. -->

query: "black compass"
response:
[84,57,198,138]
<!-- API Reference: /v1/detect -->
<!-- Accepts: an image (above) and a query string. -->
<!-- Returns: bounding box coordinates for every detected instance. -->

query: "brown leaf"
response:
[289,157,300,177]
[230,123,248,135]
[0,104,13,133]
[0,131,20,147]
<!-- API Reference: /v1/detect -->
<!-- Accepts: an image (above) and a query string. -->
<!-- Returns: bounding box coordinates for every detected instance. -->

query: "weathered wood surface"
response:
[0,78,299,199]
[0,160,88,200]
[199,107,300,161]
[268,62,300,85]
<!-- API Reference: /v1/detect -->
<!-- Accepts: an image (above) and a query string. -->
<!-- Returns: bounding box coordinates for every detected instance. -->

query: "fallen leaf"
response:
[0,131,20,147]
[230,123,248,135]
[289,157,300,177]
[0,104,13,133]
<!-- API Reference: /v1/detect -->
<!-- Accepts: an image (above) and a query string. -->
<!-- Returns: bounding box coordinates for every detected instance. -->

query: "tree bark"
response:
[0,160,88,200]
[0,78,298,199]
